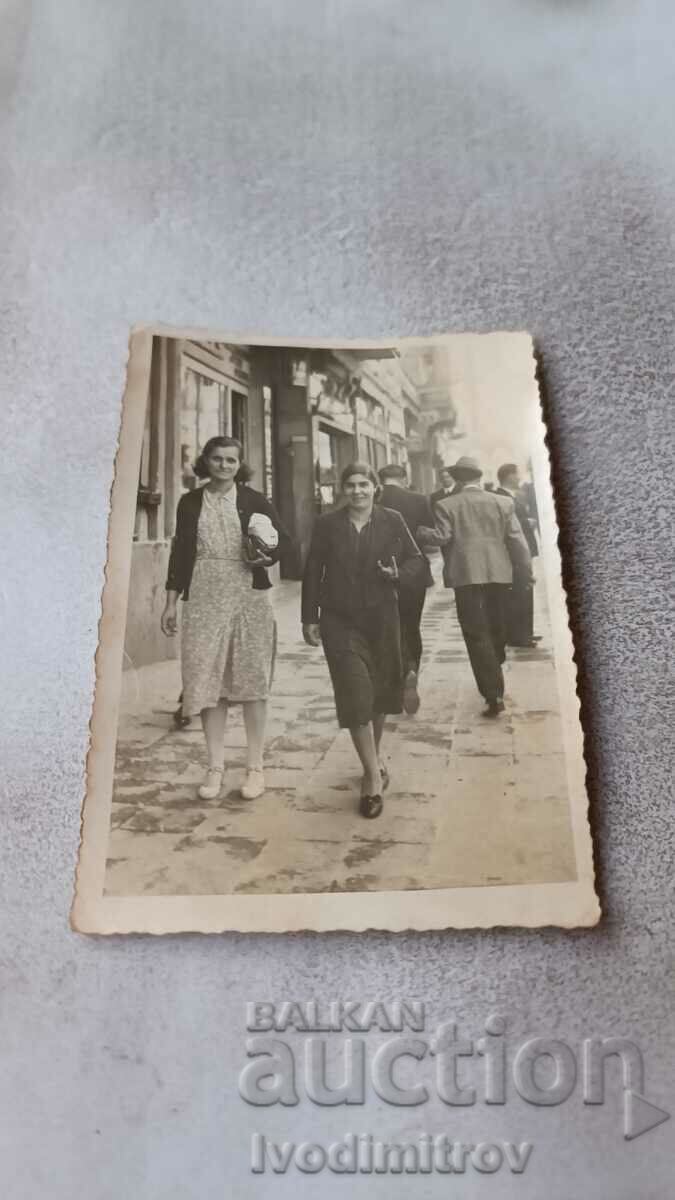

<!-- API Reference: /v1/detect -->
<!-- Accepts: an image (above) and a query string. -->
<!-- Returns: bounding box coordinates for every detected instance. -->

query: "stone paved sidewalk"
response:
[105,563,577,896]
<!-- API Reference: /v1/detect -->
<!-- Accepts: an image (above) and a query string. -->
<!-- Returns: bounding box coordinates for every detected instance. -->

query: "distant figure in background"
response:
[378,464,437,712]
[496,463,540,648]
[435,456,532,717]
[430,465,460,507]
[520,477,540,536]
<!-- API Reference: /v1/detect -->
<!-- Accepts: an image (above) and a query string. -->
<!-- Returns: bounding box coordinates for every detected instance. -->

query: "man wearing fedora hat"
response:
[434,456,533,717]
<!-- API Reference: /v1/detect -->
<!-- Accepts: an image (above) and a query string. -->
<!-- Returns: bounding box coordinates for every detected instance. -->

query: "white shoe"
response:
[198,767,224,800]
[241,768,265,800]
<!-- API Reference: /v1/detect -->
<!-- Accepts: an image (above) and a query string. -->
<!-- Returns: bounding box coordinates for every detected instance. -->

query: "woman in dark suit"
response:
[301,461,423,818]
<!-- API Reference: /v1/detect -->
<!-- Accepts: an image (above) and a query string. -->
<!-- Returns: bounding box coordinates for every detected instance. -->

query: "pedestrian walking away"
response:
[160,436,289,802]
[301,461,424,818]
[434,455,532,717]
[430,465,464,586]
[496,462,540,648]
[377,463,440,714]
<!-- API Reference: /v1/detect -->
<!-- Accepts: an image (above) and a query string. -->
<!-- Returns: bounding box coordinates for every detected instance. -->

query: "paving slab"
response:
[105,572,577,895]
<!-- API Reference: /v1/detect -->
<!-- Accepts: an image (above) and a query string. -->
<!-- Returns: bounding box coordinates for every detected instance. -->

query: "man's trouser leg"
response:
[454,584,501,703]
[398,585,426,675]
[485,583,509,698]
[506,580,533,644]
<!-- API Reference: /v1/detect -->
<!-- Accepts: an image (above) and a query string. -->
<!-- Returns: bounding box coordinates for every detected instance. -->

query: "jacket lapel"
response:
[235,483,248,536]
[368,507,391,568]
[333,507,385,571]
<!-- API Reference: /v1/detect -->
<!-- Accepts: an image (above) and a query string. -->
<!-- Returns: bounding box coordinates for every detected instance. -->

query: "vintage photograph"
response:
[73,328,599,932]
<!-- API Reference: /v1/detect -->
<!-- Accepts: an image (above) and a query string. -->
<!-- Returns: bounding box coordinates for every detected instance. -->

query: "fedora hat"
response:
[448,455,482,479]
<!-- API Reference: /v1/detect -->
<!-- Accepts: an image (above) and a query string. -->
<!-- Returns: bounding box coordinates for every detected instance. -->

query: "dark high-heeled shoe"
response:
[359,793,383,819]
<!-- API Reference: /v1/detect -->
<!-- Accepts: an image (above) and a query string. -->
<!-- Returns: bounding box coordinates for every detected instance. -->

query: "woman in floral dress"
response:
[161,436,287,801]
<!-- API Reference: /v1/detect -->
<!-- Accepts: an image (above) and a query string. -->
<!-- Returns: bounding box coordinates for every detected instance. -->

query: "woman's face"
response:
[342,472,376,511]
[207,445,240,483]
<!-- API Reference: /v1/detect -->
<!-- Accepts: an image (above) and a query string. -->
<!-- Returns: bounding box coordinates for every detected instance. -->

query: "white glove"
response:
[247,512,278,549]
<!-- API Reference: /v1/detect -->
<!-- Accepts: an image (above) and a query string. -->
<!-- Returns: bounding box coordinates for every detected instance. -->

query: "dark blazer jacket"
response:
[495,487,539,557]
[166,483,290,599]
[378,484,435,588]
[301,505,424,624]
[430,484,462,507]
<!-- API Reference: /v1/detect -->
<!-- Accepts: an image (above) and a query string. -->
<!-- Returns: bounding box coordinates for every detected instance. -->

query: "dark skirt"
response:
[319,598,404,728]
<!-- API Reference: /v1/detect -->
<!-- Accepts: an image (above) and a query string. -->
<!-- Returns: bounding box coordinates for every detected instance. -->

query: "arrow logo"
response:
[624,1090,671,1140]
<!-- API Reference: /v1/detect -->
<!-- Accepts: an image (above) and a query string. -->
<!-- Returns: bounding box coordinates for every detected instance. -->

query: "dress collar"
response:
[205,485,237,505]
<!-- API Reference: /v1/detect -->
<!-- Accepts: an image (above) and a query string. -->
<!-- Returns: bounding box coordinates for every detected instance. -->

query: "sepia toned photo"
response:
[72,327,599,933]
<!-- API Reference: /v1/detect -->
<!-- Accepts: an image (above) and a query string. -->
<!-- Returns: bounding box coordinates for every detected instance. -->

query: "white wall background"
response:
[1,2,673,1196]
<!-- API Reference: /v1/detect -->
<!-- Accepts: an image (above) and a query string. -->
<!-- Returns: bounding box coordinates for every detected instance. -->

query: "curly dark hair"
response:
[193,435,253,483]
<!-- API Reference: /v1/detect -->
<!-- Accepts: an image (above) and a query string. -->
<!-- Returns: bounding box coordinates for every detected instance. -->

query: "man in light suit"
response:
[434,456,532,717]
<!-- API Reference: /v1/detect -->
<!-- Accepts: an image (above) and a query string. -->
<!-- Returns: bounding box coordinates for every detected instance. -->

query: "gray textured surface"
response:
[1,1,673,1196]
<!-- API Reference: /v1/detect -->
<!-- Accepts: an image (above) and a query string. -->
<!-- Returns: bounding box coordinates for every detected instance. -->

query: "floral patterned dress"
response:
[180,487,276,716]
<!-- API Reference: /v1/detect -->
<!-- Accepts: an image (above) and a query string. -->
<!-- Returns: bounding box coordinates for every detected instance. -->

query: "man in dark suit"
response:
[430,465,460,507]
[435,456,533,717]
[378,464,437,713]
[430,466,463,586]
[520,478,540,536]
[496,463,540,648]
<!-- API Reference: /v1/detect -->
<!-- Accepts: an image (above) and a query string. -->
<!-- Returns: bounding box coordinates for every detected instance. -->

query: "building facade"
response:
[124,337,457,669]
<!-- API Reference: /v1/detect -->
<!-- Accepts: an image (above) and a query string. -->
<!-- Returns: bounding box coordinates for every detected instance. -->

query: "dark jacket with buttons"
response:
[165,484,290,600]
[301,505,424,624]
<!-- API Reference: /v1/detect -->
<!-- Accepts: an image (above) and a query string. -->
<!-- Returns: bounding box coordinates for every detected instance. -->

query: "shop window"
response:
[262,386,274,501]
[135,340,163,540]
[180,364,227,492]
[364,436,386,473]
[231,391,248,456]
[138,398,152,492]
[317,426,339,508]
[291,357,308,387]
